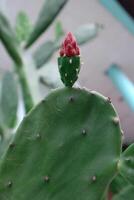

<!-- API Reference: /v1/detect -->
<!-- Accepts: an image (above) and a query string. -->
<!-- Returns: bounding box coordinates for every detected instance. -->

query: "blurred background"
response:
[0,0,134,142]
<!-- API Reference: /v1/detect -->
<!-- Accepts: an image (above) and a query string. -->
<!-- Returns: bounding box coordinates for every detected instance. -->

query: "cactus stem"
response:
[112,117,119,125]
[17,66,34,113]
[43,176,50,183]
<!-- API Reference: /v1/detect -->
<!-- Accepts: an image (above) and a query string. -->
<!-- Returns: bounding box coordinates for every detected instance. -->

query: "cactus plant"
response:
[0,32,123,200]
[0,88,122,200]
[0,0,100,162]
[0,2,133,199]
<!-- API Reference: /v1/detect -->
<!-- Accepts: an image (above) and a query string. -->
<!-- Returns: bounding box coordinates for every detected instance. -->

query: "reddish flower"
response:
[59,32,80,57]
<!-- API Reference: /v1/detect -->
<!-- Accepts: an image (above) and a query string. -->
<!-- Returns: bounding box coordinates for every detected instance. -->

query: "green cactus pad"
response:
[0,88,121,200]
[110,174,130,194]
[58,56,80,87]
[112,185,134,200]
[118,144,134,185]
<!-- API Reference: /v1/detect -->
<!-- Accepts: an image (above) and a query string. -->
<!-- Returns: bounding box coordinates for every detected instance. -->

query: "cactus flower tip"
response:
[59,32,80,57]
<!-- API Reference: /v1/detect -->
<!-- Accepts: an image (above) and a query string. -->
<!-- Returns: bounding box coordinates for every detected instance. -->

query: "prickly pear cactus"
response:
[58,32,80,87]
[0,87,122,200]
[0,33,122,200]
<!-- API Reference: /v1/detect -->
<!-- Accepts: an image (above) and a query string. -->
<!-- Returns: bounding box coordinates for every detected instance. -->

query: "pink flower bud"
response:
[64,38,71,47]
[67,32,76,42]
[59,32,80,57]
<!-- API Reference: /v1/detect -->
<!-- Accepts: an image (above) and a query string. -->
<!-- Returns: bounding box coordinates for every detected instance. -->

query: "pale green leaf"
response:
[0,72,18,128]
[75,23,100,45]
[55,21,65,41]
[33,41,56,68]
[0,12,23,66]
[15,11,32,43]
[25,0,68,48]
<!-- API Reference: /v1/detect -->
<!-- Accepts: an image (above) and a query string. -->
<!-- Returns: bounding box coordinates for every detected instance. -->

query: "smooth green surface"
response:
[0,88,121,200]
[0,72,18,128]
[113,185,134,200]
[0,12,22,66]
[0,126,7,159]
[25,0,68,48]
[17,64,34,113]
[119,144,134,185]
[58,56,80,87]
[0,127,12,161]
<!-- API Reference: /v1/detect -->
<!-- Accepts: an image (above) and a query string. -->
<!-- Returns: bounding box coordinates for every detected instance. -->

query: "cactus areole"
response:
[58,32,81,87]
